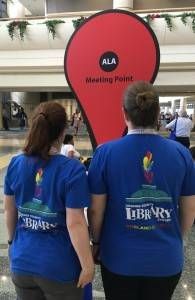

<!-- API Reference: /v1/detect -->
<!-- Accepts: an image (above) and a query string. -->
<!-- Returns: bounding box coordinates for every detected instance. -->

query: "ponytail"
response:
[23,102,67,160]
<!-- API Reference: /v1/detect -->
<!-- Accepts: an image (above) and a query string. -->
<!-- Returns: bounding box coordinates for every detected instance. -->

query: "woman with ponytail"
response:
[4,101,94,300]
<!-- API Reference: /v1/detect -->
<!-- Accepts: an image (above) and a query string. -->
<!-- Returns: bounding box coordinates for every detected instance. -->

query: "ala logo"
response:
[99,51,119,72]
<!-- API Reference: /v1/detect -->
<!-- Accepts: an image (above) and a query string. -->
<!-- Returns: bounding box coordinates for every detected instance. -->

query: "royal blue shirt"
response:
[88,133,195,277]
[4,154,90,282]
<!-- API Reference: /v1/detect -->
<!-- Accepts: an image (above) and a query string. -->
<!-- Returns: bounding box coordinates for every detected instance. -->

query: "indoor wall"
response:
[46,0,112,14]
[134,0,195,10]
[46,0,195,14]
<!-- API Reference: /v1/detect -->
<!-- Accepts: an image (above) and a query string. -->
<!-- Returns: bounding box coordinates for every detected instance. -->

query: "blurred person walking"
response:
[4,102,94,300]
[2,106,10,130]
[71,109,82,137]
[61,134,81,159]
[166,110,193,148]
[19,106,27,130]
[88,81,195,300]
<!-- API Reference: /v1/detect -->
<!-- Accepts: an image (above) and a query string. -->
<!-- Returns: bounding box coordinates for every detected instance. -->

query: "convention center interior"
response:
[0,0,195,299]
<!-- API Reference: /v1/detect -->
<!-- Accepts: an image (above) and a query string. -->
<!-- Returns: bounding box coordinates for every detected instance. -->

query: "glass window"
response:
[46,0,112,14]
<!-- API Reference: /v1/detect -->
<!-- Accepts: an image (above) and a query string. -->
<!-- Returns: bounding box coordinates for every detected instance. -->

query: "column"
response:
[65,99,72,120]
[10,92,40,120]
[180,97,187,112]
[7,0,26,18]
[0,93,3,129]
[171,99,176,114]
[113,0,133,10]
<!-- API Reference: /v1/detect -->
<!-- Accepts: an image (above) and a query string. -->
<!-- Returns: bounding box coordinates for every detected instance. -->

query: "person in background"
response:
[19,107,27,130]
[61,134,81,159]
[164,112,172,124]
[88,81,195,300]
[4,101,94,300]
[159,112,166,130]
[166,110,193,148]
[2,106,10,130]
[71,109,82,137]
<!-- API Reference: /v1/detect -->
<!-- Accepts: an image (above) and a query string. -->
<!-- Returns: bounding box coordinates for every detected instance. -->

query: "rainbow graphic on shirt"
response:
[18,167,58,231]
[36,168,43,185]
[35,168,43,197]
[143,151,154,184]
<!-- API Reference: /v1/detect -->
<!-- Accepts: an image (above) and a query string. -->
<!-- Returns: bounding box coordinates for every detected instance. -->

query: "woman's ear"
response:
[122,107,135,130]
[122,107,129,122]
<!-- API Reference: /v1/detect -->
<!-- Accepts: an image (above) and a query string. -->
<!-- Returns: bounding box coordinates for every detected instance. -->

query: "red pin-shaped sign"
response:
[64,9,160,148]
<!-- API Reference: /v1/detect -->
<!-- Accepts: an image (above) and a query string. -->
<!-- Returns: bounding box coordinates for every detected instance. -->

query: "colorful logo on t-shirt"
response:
[125,185,173,231]
[124,151,173,231]
[18,198,58,231]
[35,168,43,198]
[18,167,58,231]
[143,151,154,184]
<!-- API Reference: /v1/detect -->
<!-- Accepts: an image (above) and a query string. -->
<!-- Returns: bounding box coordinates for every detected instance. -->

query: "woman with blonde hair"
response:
[4,101,94,300]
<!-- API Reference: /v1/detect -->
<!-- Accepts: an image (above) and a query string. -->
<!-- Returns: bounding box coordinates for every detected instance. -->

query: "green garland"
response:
[145,15,153,26]
[44,20,65,39]
[6,12,195,42]
[181,12,191,26]
[143,12,195,33]
[163,14,173,31]
[72,16,87,29]
[7,21,30,40]
[191,13,195,33]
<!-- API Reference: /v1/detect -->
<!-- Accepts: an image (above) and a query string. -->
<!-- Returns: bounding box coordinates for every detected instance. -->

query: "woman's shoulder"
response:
[8,153,25,165]
[54,155,86,179]
[55,153,83,167]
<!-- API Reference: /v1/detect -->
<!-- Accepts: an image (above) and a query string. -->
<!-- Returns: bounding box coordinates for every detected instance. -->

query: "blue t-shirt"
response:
[4,154,90,282]
[88,134,195,277]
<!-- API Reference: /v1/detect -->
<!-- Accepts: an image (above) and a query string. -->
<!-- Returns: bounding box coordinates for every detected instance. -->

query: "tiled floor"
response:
[0,130,195,299]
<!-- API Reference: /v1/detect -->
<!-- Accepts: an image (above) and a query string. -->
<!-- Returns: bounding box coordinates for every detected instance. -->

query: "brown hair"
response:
[23,102,67,160]
[123,81,159,128]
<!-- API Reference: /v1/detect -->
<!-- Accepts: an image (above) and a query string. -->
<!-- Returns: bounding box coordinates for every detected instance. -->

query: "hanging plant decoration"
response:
[72,16,87,29]
[18,21,29,40]
[181,12,190,26]
[5,12,195,42]
[163,14,173,31]
[145,14,153,25]
[144,14,160,25]
[7,21,17,40]
[45,19,65,39]
[144,12,195,33]
[7,21,30,40]
[191,13,195,33]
